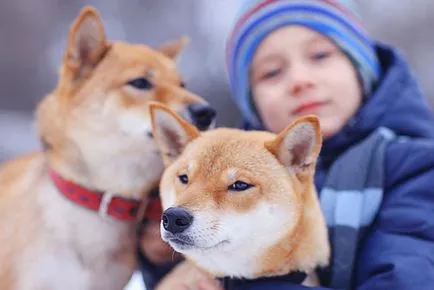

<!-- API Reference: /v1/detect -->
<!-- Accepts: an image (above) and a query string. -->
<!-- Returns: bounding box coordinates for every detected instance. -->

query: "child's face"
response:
[251,26,362,138]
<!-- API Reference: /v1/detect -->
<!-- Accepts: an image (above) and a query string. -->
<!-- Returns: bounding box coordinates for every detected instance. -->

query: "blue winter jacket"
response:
[140,43,434,289]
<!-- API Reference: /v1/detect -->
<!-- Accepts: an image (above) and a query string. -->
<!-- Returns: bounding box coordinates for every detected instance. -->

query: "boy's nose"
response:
[288,64,314,96]
[162,207,194,234]
[188,103,216,131]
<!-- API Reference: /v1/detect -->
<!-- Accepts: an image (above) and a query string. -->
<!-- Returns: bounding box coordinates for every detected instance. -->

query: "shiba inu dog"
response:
[149,103,329,288]
[0,6,215,290]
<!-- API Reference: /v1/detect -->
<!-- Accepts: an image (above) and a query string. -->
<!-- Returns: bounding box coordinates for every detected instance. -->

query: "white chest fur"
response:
[15,180,137,290]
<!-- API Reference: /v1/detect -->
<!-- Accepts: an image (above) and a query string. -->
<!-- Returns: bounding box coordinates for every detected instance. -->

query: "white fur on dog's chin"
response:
[160,189,297,278]
[119,111,153,137]
[69,122,163,198]
[62,95,165,197]
[100,92,153,138]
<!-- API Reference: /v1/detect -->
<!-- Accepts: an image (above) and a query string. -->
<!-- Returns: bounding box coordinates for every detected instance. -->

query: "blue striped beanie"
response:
[226,0,381,128]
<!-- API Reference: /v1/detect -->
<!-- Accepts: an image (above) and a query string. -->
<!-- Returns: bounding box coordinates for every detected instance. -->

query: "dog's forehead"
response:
[108,42,179,77]
[183,129,278,174]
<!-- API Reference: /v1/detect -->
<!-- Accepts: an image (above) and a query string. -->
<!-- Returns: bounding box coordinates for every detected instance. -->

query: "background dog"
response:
[0,6,215,290]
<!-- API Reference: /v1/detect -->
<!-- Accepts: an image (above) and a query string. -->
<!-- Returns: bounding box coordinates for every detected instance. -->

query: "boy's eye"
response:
[127,77,153,90]
[178,174,189,184]
[261,68,282,80]
[312,51,332,61]
[228,181,253,192]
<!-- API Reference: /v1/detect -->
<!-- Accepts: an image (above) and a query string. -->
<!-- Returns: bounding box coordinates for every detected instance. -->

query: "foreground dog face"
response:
[150,103,328,278]
[35,6,216,194]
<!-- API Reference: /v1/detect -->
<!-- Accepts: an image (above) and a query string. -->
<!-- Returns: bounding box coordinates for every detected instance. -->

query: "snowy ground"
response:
[124,272,147,290]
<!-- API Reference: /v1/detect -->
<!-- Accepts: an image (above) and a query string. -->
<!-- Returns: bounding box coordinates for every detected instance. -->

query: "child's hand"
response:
[156,260,223,290]
[140,220,181,265]
[197,279,225,290]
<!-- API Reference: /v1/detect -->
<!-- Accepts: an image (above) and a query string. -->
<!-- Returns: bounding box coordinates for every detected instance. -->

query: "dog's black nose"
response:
[162,207,193,234]
[188,103,216,131]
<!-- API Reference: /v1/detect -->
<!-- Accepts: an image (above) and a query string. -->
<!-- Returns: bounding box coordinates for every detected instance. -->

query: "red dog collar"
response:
[49,169,162,222]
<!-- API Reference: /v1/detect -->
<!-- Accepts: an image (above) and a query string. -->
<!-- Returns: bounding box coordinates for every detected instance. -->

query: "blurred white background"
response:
[1,0,434,161]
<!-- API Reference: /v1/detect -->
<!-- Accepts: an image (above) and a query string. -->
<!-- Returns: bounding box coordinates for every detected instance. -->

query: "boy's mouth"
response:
[292,100,329,115]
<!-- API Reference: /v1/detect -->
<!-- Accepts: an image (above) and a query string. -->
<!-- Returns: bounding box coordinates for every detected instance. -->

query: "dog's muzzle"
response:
[162,207,193,234]
[187,103,216,131]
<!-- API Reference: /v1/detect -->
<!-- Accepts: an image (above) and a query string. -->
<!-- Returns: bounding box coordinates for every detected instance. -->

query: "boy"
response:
[225,0,434,289]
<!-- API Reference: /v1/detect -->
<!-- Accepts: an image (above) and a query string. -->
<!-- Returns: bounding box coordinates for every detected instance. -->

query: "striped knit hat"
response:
[226,0,381,128]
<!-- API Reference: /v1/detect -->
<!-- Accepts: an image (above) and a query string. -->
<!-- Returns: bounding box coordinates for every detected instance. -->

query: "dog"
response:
[149,102,330,288]
[0,6,215,290]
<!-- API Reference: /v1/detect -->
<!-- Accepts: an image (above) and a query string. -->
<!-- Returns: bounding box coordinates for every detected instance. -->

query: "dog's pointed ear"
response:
[265,115,322,176]
[158,36,189,60]
[149,102,200,167]
[64,6,109,79]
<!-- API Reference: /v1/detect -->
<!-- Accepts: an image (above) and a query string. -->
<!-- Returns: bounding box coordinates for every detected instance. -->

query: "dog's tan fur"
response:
[150,103,330,286]
[0,6,212,290]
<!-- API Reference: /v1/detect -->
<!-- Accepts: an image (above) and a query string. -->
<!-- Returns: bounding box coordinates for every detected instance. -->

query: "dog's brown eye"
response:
[127,77,153,90]
[178,174,189,184]
[228,181,253,191]
[180,81,186,88]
